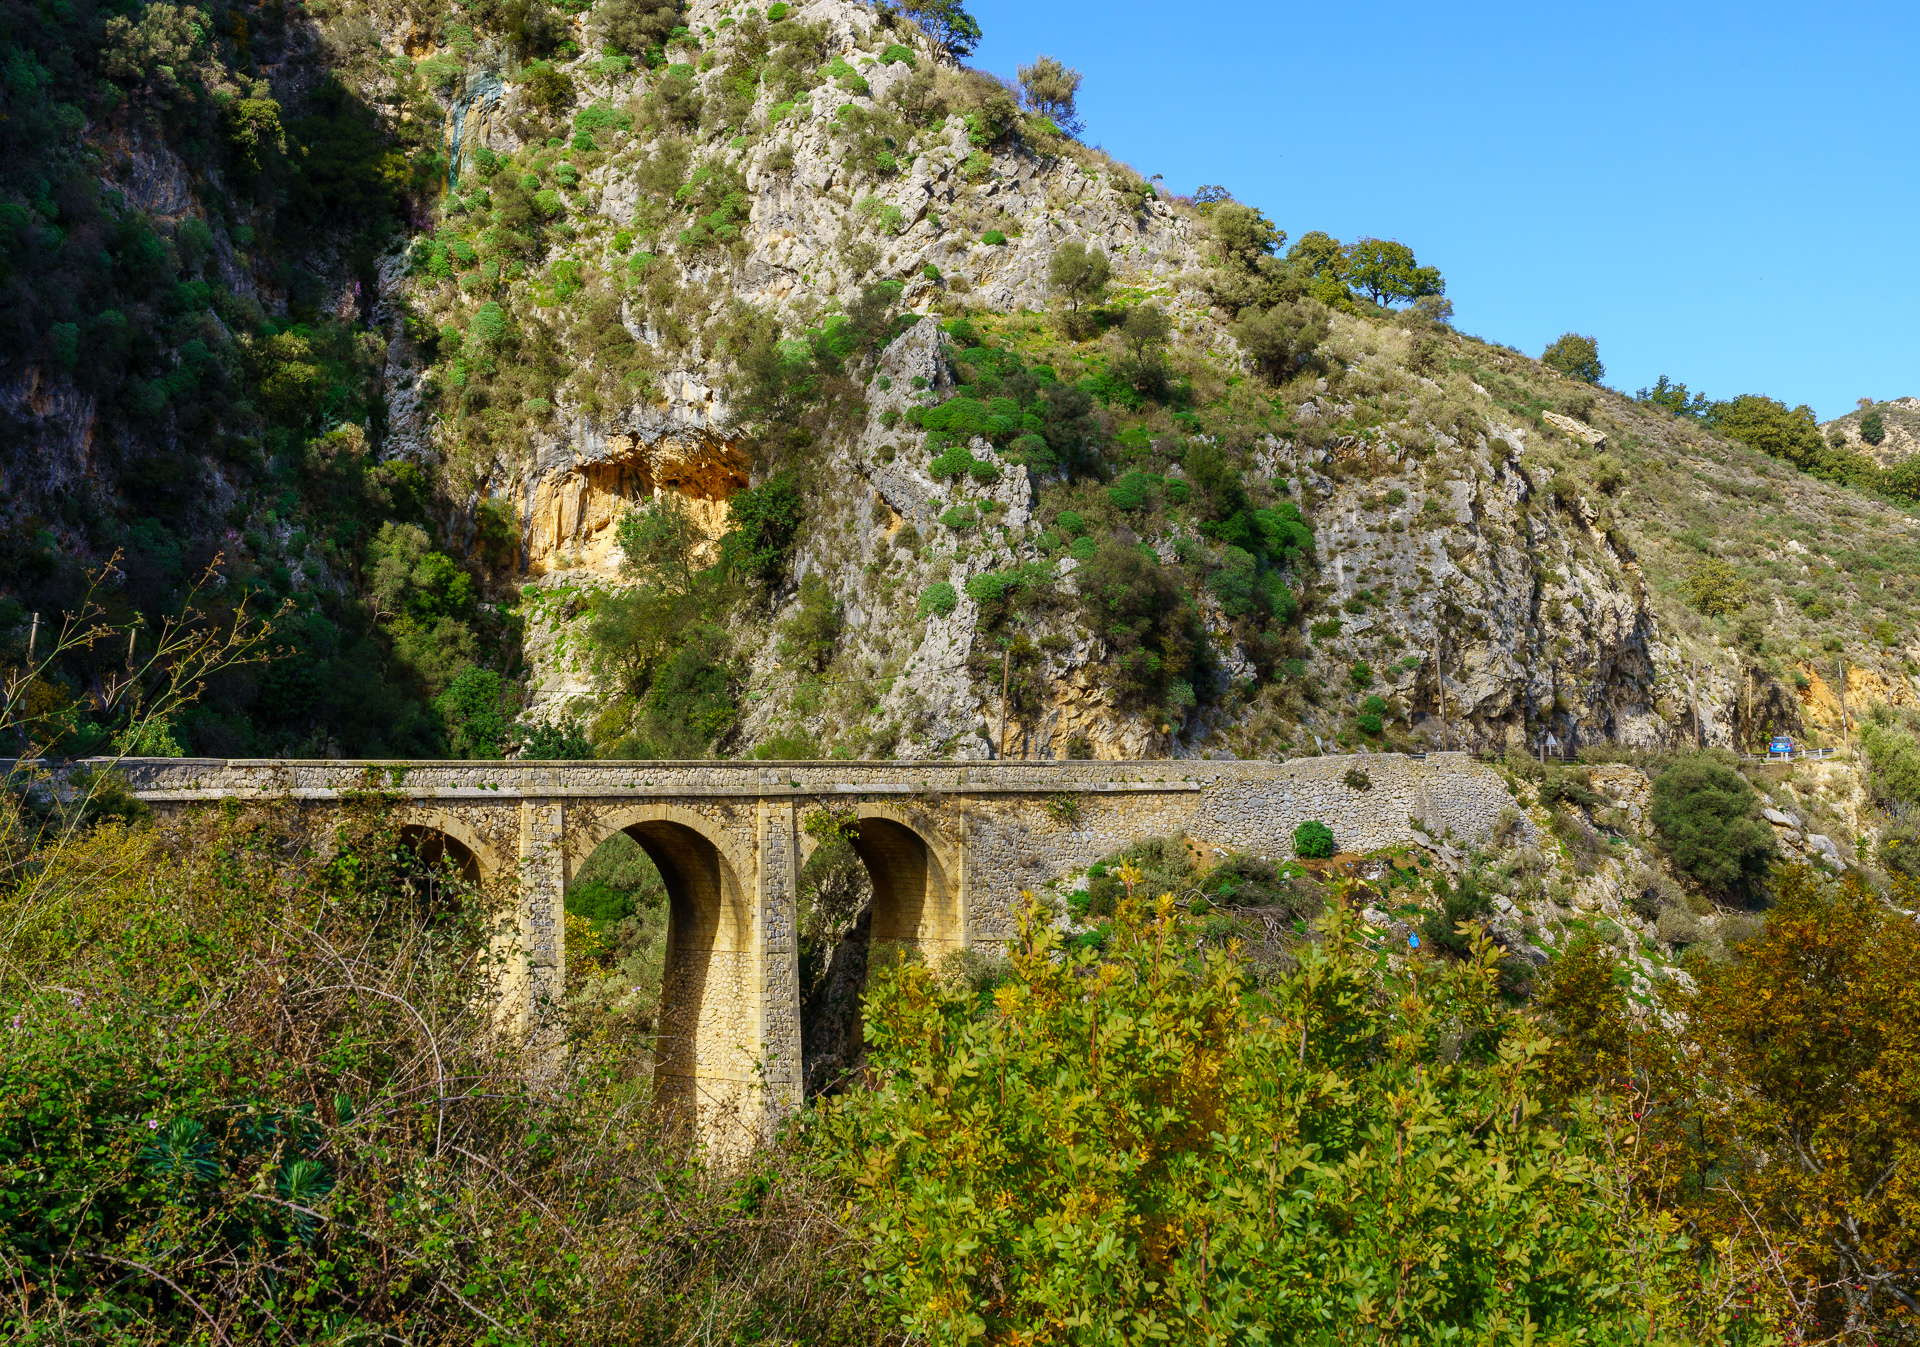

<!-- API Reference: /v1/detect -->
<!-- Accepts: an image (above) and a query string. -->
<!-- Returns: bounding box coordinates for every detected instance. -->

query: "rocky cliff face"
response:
[9,0,1920,776]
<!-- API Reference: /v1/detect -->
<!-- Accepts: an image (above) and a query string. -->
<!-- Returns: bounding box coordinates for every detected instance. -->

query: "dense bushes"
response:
[1649,752,1777,903]
[0,800,874,1341]
[822,894,1731,1343]
[11,779,1919,1343]
[1074,537,1206,716]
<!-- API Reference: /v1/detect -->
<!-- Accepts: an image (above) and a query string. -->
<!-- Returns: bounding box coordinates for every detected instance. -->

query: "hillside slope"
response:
[6,0,1920,778]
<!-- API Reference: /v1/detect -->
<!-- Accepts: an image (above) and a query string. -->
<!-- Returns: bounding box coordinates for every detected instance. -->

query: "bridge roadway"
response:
[96,753,1516,1134]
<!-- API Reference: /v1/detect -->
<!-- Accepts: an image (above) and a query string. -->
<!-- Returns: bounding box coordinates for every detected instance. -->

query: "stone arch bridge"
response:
[105,753,1515,1130]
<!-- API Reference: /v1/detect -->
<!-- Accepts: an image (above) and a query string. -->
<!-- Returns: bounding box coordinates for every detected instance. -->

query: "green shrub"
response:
[1682,557,1750,616]
[1649,753,1778,904]
[938,504,979,530]
[1356,713,1383,737]
[918,581,958,617]
[521,716,594,759]
[1107,470,1160,511]
[1541,333,1604,384]
[434,665,510,759]
[719,472,803,589]
[1293,819,1335,858]
[1878,814,1920,878]
[923,262,940,281]
[879,42,916,66]
[982,229,1007,245]
[1420,869,1492,958]
[928,444,977,479]
[1073,537,1204,711]
[1862,722,1920,806]
[1349,661,1373,688]
[1861,408,1886,446]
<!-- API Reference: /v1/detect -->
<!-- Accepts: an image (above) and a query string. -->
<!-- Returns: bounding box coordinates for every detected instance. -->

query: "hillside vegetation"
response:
[4,800,1919,1342]
[6,0,1920,1338]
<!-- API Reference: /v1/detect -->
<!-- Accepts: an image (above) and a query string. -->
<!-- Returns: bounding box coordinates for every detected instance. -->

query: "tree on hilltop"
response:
[1017,55,1082,135]
[1860,406,1887,446]
[1341,237,1444,308]
[1542,332,1604,384]
[897,0,981,58]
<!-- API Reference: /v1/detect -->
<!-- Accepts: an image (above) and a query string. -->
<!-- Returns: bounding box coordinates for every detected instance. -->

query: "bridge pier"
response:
[517,798,567,1041]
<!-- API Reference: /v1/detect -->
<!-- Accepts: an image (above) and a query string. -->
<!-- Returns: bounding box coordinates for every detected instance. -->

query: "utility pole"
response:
[997,647,1011,760]
[1743,666,1753,754]
[1835,656,1850,744]
[1688,660,1703,751]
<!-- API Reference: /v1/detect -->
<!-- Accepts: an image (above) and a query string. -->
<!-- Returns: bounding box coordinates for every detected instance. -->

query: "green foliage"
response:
[434,665,511,758]
[896,0,982,56]
[981,229,1007,245]
[1860,408,1886,446]
[1293,818,1335,858]
[1017,54,1083,136]
[0,808,868,1341]
[879,43,917,66]
[1860,721,1920,806]
[1340,237,1443,307]
[617,494,701,593]
[1541,333,1604,384]
[1233,299,1330,381]
[821,895,1707,1342]
[1878,812,1920,877]
[1074,537,1206,712]
[1706,393,1893,495]
[917,581,958,617]
[1636,374,1712,419]
[1419,869,1492,958]
[1682,556,1750,616]
[1649,753,1777,903]
[517,59,577,115]
[1107,470,1160,511]
[522,715,594,759]
[1348,660,1373,687]
[721,473,803,589]
[1046,240,1110,335]
[607,625,741,758]
[779,574,842,671]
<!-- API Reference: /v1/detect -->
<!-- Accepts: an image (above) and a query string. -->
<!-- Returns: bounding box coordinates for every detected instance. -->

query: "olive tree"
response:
[1017,54,1082,135]
[1047,240,1110,339]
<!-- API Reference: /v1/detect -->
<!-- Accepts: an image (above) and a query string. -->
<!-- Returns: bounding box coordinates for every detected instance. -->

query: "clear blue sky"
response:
[966,0,1918,420]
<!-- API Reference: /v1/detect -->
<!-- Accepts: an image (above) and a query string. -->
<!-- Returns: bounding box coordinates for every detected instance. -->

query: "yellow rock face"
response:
[523,431,751,579]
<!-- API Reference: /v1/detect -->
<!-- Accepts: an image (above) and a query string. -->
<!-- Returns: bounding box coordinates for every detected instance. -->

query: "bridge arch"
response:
[391,808,506,880]
[794,805,964,1099]
[568,805,757,1127]
[845,805,964,959]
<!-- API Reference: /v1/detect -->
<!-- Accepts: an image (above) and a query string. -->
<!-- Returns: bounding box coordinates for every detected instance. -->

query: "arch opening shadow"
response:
[619,820,753,1128]
[853,816,959,956]
[398,825,481,907]
[802,815,959,1099]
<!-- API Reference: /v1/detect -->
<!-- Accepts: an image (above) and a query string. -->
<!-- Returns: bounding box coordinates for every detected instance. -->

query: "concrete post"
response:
[518,798,567,1040]
[756,799,803,1124]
